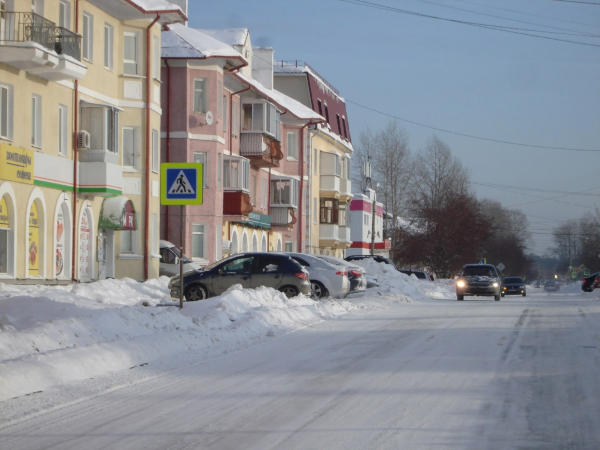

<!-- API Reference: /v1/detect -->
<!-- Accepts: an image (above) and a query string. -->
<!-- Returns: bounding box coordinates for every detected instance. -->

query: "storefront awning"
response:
[99,196,137,230]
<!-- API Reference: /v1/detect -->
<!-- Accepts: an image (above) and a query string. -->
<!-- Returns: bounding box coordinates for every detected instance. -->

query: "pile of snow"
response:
[0,270,451,402]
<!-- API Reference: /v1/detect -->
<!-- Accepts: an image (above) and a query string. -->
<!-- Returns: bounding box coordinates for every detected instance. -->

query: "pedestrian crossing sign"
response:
[161,163,203,205]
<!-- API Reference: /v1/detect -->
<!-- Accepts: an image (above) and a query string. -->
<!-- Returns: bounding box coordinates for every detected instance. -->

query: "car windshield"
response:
[462,266,496,277]
[503,277,523,284]
[169,246,193,263]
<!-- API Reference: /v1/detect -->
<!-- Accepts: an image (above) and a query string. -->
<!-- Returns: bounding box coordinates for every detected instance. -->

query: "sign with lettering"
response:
[28,203,39,275]
[0,144,34,185]
[0,196,9,228]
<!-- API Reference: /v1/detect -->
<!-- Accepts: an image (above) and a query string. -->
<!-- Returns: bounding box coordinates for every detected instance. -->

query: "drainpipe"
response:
[71,0,80,282]
[144,13,161,280]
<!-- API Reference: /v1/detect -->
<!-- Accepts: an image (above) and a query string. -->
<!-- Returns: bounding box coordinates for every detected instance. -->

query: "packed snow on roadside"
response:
[0,262,453,402]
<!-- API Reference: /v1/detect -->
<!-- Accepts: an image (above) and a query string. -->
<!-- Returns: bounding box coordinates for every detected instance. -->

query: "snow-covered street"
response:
[1,264,599,449]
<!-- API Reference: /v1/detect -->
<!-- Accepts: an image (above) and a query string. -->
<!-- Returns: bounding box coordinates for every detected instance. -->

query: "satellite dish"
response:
[205,111,214,125]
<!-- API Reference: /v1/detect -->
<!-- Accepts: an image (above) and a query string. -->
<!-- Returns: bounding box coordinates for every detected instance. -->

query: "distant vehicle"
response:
[285,252,350,299]
[398,269,433,282]
[168,252,311,301]
[543,281,560,292]
[455,264,501,301]
[159,240,201,277]
[582,272,599,292]
[345,255,395,266]
[315,255,367,293]
[501,277,527,297]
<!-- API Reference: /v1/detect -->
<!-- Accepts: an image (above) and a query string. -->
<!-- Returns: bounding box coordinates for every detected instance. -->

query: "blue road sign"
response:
[161,163,203,205]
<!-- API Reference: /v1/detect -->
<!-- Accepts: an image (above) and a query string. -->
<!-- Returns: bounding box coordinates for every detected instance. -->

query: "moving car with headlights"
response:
[314,255,367,293]
[501,276,527,297]
[456,264,501,301]
[582,272,599,292]
[168,252,311,301]
[286,253,350,299]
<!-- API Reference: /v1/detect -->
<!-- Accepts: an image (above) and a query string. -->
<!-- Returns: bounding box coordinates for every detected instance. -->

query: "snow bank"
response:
[0,271,451,402]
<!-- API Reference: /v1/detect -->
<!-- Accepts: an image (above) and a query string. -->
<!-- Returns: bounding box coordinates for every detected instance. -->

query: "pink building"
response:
[161,25,323,265]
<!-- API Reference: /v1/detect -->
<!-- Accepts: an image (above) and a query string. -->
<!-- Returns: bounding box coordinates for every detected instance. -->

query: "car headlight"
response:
[492,282,499,288]
[456,280,466,288]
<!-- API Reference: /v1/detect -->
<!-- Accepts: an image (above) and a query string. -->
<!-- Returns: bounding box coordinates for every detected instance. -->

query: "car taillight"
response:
[349,270,362,277]
[335,270,347,276]
[295,272,308,280]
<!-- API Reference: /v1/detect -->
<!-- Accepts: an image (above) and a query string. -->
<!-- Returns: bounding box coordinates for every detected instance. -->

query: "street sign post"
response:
[161,163,203,308]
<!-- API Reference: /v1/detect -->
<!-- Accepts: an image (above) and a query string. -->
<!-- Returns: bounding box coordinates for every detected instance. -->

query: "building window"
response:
[342,116,347,138]
[59,1,71,29]
[217,153,222,190]
[192,224,205,259]
[80,103,119,152]
[336,114,341,135]
[261,179,267,209]
[193,78,207,113]
[242,101,280,141]
[58,105,67,156]
[232,101,239,137]
[250,174,257,206]
[122,126,138,169]
[284,242,293,252]
[0,83,13,140]
[320,198,339,224]
[223,95,227,132]
[104,23,113,70]
[121,214,138,254]
[324,104,330,124]
[153,34,159,80]
[193,152,209,188]
[223,156,250,191]
[271,178,298,207]
[217,81,223,118]
[31,94,42,148]
[123,32,138,75]
[82,12,93,62]
[287,131,298,160]
[339,204,348,227]
[321,152,341,176]
[152,129,159,173]
[317,99,322,116]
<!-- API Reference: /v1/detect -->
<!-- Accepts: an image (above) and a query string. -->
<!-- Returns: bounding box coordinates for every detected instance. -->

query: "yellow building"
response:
[0,0,185,283]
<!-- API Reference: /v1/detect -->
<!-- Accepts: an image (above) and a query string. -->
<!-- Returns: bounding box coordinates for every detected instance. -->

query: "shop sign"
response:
[0,196,9,228]
[0,144,34,185]
[28,203,39,275]
[55,211,65,276]
[248,211,271,229]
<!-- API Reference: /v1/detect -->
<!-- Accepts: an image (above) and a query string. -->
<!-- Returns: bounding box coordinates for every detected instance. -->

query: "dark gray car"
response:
[456,264,501,301]
[168,252,311,301]
[501,276,526,297]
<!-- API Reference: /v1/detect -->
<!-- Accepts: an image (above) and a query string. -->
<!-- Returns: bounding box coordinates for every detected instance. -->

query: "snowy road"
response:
[1,291,599,449]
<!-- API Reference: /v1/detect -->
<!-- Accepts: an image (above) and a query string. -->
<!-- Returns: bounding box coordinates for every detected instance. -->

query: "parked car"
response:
[455,264,501,301]
[285,252,350,299]
[314,255,367,293]
[345,255,395,266]
[543,281,560,292]
[159,240,201,277]
[168,252,311,301]
[398,269,433,282]
[501,276,527,297]
[582,272,599,292]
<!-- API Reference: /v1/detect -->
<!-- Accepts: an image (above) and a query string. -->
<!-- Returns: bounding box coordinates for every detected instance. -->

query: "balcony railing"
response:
[1,12,81,61]
[240,132,283,168]
[271,206,297,227]
[223,191,252,216]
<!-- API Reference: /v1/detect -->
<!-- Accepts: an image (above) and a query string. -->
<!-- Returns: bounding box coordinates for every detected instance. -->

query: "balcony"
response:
[339,178,352,200]
[339,226,351,244]
[223,191,252,216]
[271,206,297,227]
[319,223,340,247]
[77,161,123,197]
[240,132,283,168]
[320,174,340,197]
[0,12,86,80]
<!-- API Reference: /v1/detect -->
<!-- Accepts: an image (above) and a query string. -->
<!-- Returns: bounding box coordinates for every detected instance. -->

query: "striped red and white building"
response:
[346,189,391,257]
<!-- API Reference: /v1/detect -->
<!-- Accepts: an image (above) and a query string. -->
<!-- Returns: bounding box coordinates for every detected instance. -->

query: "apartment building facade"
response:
[273,62,354,258]
[0,0,185,283]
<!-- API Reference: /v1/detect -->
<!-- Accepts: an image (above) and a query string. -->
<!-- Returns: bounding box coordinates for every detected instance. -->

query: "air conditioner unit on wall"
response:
[77,130,91,150]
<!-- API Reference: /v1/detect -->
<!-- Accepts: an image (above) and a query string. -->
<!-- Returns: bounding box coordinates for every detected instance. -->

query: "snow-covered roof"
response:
[234,72,325,123]
[87,0,186,24]
[162,24,247,67]
[199,28,249,47]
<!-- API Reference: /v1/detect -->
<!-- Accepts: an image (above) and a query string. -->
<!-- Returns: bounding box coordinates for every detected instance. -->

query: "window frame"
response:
[191,223,207,261]
[58,104,67,156]
[320,198,339,225]
[193,78,208,114]
[193,152,209,188]
[122,126,139,170]
[0,83,13,141]
[104,23,113,71]
[120,213,139,255]
[123,31,139,76]
[287,131,298,160]
[223,155,250,192]
[82,12,93,62]
[241,100,281,141]
[59,0,71,30]
[270,177,299,208]
[79,102,120,153]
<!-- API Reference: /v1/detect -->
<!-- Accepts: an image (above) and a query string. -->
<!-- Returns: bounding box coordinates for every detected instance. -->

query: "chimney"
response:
[252,47,274,90]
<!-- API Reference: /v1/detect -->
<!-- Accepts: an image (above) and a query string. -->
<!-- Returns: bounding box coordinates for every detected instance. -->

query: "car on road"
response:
[543,280,560,292]
[159,240,202,277]
[285,252,350,299]
[315,255,367,293]
[501,276,527,297]
[398,269,434,282]
[455,264,501,301]
[582,272,599,292]
[168,252,311,301]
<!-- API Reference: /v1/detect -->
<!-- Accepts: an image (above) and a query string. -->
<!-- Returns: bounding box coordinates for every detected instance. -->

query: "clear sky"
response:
[188,0,600,256]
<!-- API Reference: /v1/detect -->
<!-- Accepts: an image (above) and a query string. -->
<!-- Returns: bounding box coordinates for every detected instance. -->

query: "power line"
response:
[550,0,600,5]
[472,181,600,197]
[339,0,600,47]
[347,100,600,152]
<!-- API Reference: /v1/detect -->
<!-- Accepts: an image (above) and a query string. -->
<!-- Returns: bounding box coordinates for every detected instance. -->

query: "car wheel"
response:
[457,294,464,301]
[522,292,527,297]
[495,294,501,301]
[311,281,328,299]
[185,284,207,301]
[501,293,505,297]
[279,285,299,298]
